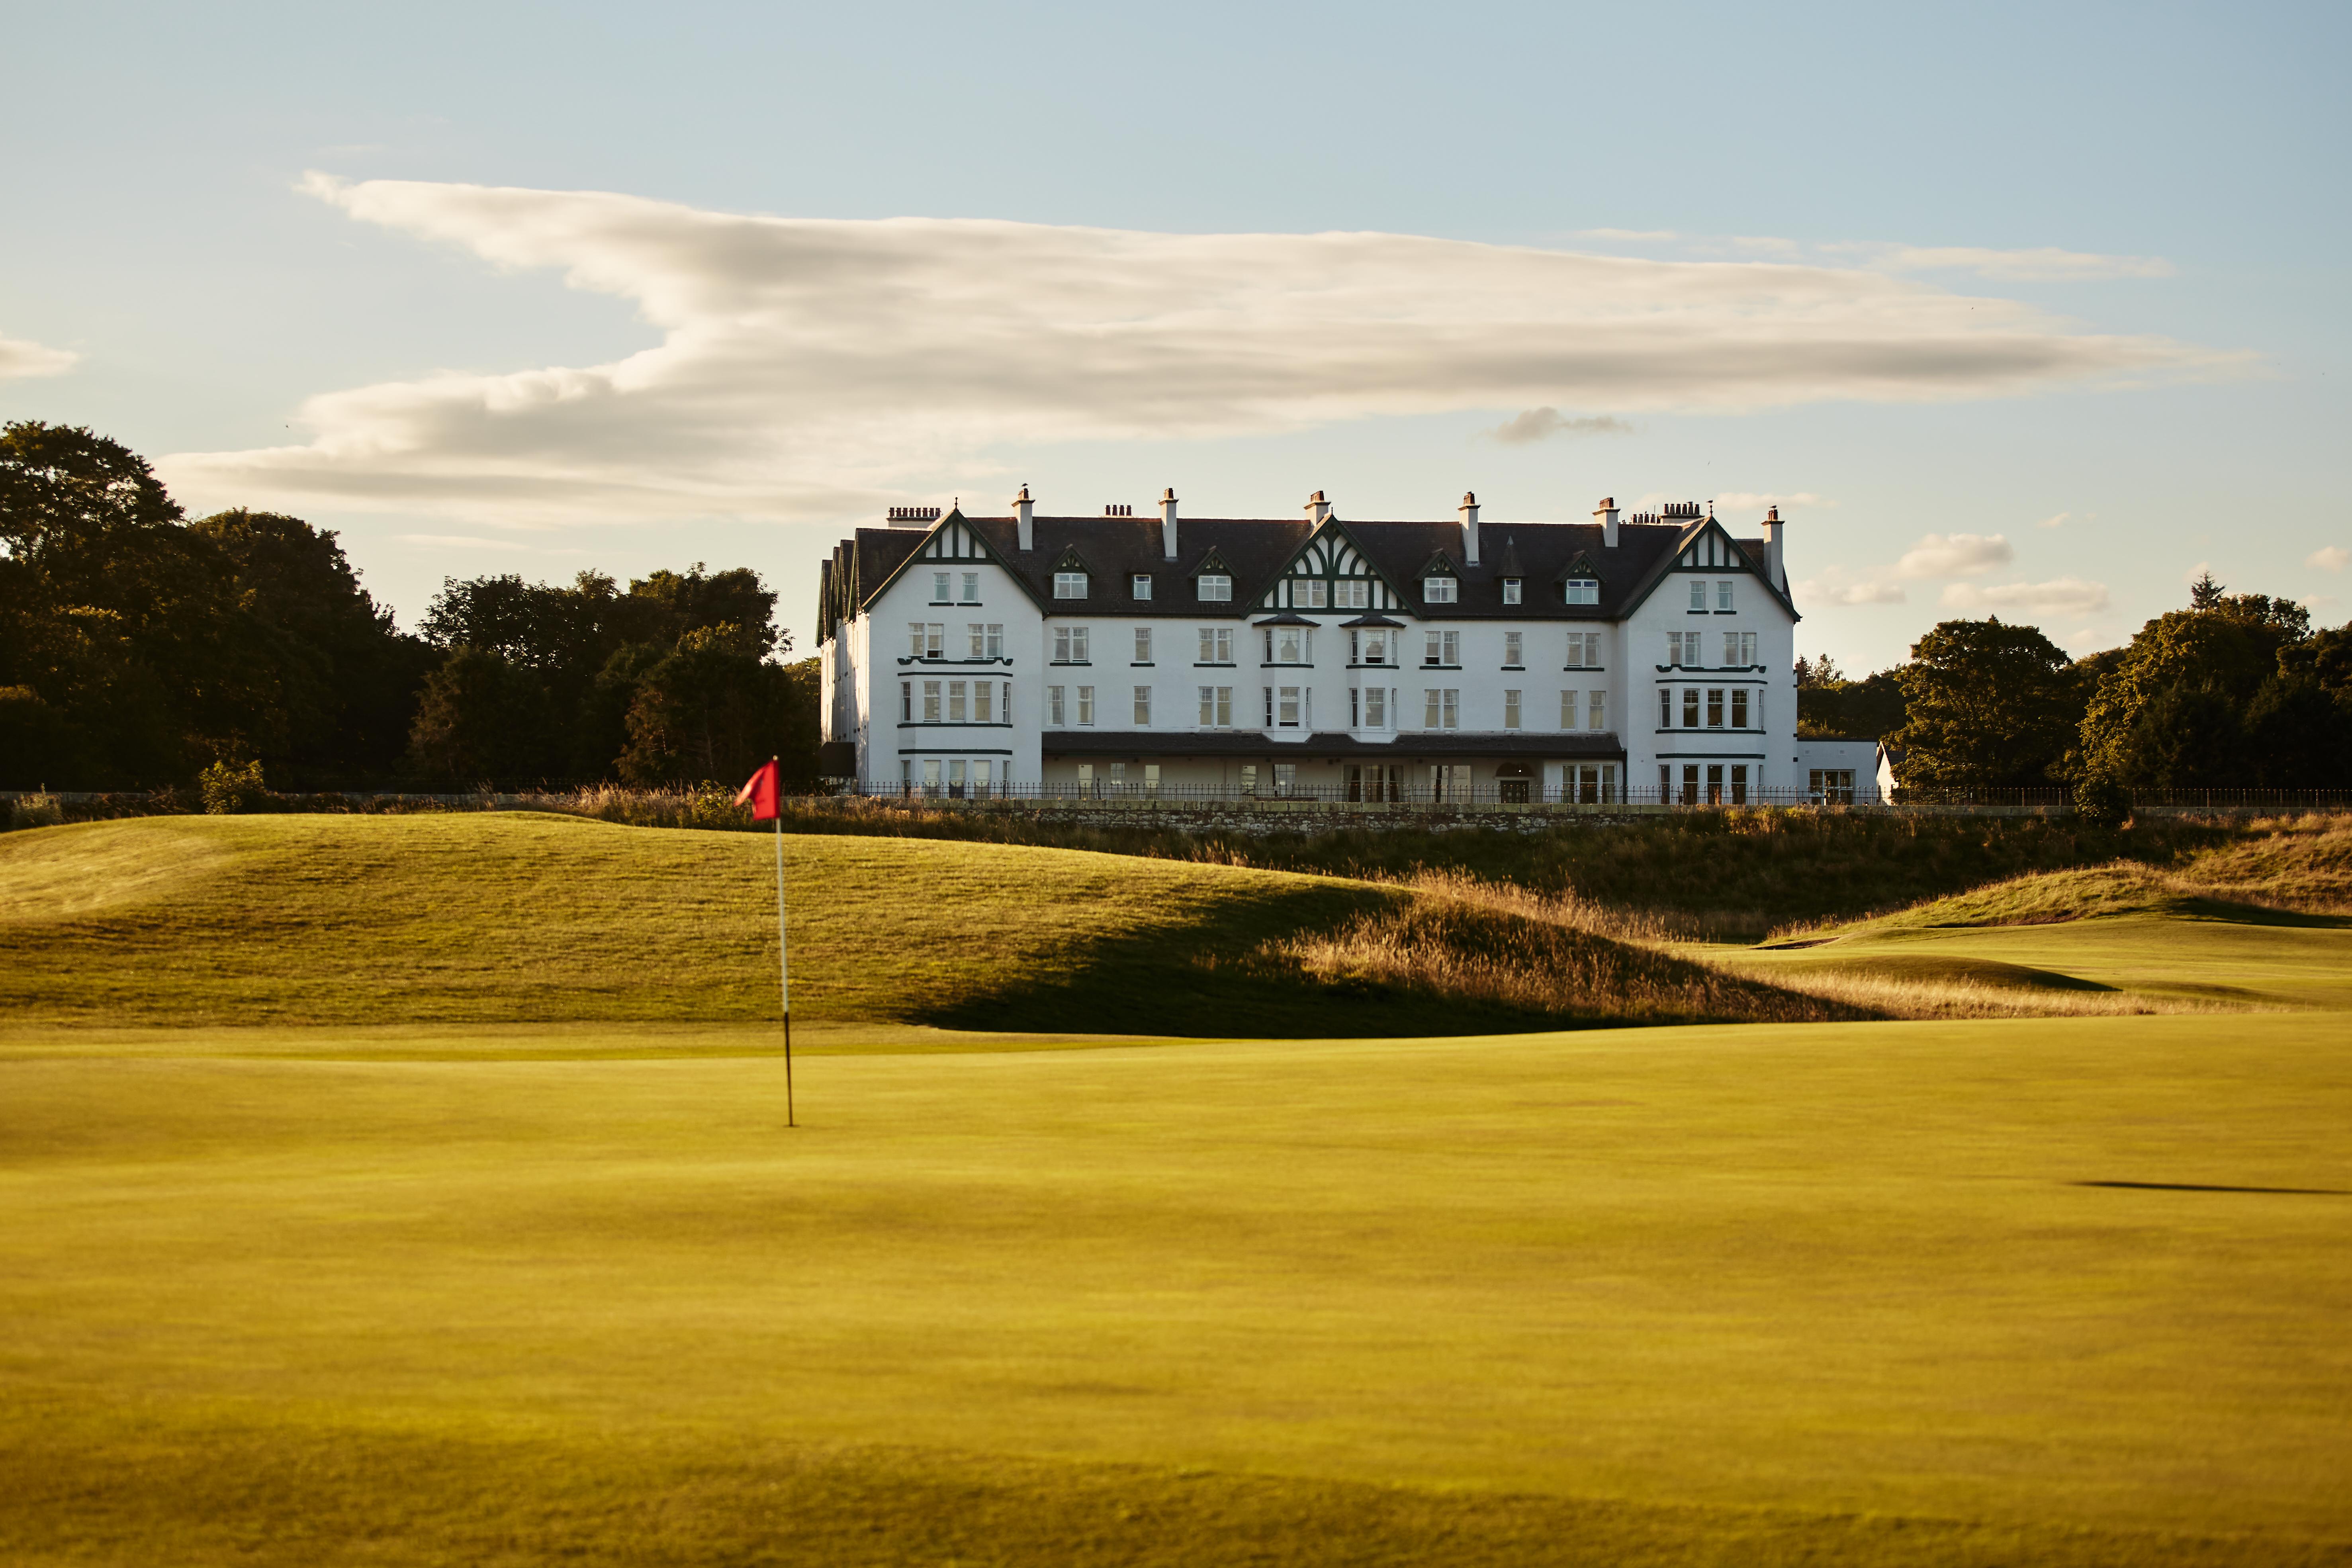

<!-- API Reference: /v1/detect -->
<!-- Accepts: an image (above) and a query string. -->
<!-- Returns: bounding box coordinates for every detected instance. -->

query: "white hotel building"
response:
[817,489,1854,803]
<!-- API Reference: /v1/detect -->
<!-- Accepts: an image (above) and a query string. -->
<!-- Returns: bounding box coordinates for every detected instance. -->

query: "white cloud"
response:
[1895,532,2014,578]
[0,332,78,380]
[2308,545,2350,572]
[158,176,2247,525]
[1797,574,1907,606]
[1940,577,2111,617]
[1870,246,2175,281]
[1486,408,1632,444]
[2037,511,2070,530]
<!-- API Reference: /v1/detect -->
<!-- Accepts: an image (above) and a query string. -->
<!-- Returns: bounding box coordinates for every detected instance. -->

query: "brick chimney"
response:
[1160,487,1179,560]
[1014,484,1033,551]
[1304,489,1332,525]
[1458,491,1480,566]
[1763,504,1785,591]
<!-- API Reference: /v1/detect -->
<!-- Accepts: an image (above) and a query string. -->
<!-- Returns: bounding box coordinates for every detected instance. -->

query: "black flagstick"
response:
[769,756,794,1128]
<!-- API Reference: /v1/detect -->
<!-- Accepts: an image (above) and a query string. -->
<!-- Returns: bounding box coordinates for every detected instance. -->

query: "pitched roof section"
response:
[826,511,1791,624]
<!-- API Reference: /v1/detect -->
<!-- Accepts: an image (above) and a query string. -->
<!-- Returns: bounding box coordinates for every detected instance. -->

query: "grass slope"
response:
[3,1016,2350,1565]
[0,814,1832,1036]
[1722,835,2352,1013]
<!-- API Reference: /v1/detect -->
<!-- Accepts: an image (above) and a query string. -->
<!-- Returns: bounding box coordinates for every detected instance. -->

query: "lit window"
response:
[1504,689,1522,730]
[1055,571,1088,599]
[1197,574,1231,601]
[1503,631,1522,668]
[1503,578,1522,605]
[1423,576,1457,604]
[1132,573,1153,600]
[1565,579,1598,605]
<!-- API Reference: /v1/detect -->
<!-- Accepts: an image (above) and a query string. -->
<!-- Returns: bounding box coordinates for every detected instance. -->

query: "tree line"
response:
[0,421,818,792]
[1798,574,2352,790]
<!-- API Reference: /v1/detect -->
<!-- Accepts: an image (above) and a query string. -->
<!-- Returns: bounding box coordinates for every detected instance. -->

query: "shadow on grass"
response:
[917,881,1855,1039]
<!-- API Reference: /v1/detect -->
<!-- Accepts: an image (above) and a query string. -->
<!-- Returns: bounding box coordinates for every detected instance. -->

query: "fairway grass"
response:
[1715,861,2352,1014]
[4,1014,2350,1565]
[0,814,1836,1035]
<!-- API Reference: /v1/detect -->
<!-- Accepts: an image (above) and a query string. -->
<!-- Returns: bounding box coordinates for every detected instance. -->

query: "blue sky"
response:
[5,1,2346,669]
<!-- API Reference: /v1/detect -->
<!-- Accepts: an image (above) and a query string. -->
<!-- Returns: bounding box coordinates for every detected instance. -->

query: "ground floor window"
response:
[1346,763,1404,802]
[1272,761,1297,796]
[1810,768,1856,805]
[1430,763,1471,804]
[1567,763,1617,804]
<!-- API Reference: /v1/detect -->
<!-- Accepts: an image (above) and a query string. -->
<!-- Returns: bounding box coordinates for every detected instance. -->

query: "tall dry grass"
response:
[1266,872,1868,1027]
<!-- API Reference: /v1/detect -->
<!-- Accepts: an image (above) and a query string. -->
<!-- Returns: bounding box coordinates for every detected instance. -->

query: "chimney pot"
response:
[1305,490,1333,525]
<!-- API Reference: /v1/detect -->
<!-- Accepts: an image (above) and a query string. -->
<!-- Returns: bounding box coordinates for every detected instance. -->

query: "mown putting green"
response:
[3,1014,2350,1565]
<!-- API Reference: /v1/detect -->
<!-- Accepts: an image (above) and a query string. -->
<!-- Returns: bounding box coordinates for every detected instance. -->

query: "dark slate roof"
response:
[1041,731,1626,760]
[822,511,1792,639]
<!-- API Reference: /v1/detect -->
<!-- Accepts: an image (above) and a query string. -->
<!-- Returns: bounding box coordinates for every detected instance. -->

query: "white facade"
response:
[817,493,1807,803]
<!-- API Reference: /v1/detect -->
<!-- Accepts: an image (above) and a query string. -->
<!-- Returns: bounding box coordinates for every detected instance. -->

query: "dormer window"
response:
[1423,576,1457,604]
[1502,578,1523,605]
[1565,578,1599,605]
[1055,571,1088,599]
[1131,573,1153,601]
[1196,573,1231,602]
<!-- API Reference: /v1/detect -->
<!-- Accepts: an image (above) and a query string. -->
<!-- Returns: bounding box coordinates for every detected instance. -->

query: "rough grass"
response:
[527,788,2241,942]
[0,813,1853,1036]
[4,1016,2351,1565]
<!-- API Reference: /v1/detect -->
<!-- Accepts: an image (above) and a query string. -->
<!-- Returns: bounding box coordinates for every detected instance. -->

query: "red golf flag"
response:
[735,758,783,821]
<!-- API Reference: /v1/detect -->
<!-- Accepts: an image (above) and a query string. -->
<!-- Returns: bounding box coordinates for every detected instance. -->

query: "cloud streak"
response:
[1941,577,2111,617]
[161,176,2248,524]
[1896,532,2014,578]
[1486,408,1632,444]
[0,332,78,380]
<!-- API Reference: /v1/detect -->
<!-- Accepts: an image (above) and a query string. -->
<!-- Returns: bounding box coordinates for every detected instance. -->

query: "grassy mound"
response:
[618,795,2230,942]
[0,814,1841,1036]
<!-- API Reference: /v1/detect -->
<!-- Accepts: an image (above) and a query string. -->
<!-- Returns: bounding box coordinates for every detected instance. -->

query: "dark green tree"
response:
[616,625,808,786]
[403,648,557,783]
[1891,619,2079,787]
[2079,580,2317,785]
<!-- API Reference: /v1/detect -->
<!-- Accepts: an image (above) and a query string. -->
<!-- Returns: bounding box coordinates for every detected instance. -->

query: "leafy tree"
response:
[2079,578,2319,785]
[404,648,556,782]
[1891,619,2078,786]
[616,626,808,786]
[1795,653,1909,740]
